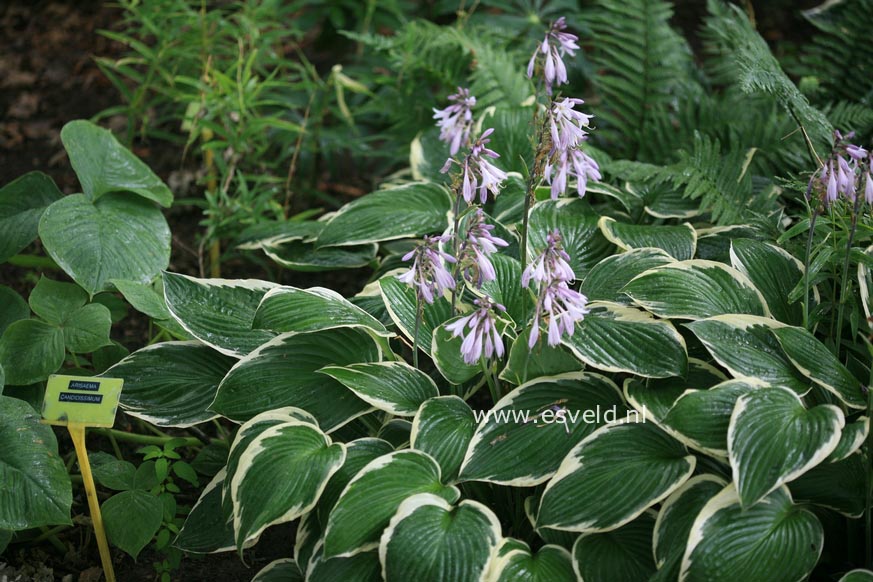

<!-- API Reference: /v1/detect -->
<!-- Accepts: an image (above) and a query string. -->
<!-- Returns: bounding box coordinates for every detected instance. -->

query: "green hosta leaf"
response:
[459,372,625,486]
[226,419,345,550]
[860,244,873,321]
[111,279,171,320]
[730,239,804,325]
[561,301,687,378]
[680,485,823,581]
[771,326,866,409]
[316,438,396,525]
[102,490,163,559]
[643,187,702,219]
[28,276,87,324]
[572,513,656,582]
[528,199,614,279]
[625,260,768,320]
[306,545,383,582]
[410,396,477,482]
[0,396,71,529]
[685,315,809,393]
[729,386,843,507]
[295,511,321,569]
[599,217,696,260]
[175,469,235,553]
[378,419,413,448]
[252,559,303,582]
[323,450,459,557]
[212,327,380,429]
[479,254,532,325]
[253,287,389,336]
[0,319,64,385]
[0,286,29,336]
[104,341,235,427]
[0,171,62,262]
[318,362,438,417]
[60,120,172,207]
[538,421,694,532]
[380,275,451,358]
[62,303,112,353]
[652,475,726,580]
[500,333,583,385]
[828,417,869,462]
[379,494,501,582]
[581,248,675,304]
[624,359,727,423]
[261,238,377,271]
[39,193,170,295]
[317,182,451,247]
[162,272,278,358]
[841,571,873,582]
[431,319,481,384]
[662,379,764,458]
[789,452,866,517]
[489,541,575,582]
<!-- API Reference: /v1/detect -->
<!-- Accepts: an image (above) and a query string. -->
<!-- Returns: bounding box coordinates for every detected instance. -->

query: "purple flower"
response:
[544,147,601,200]
[398,235,457,304]
[444,297,506,364]
[549,98,592,151]
[812,131,868,206]
[433,87,476,155]
[444,128,509,204]
[458,208,509,287]
[527,17,579,95]
[522,229,575,287]
[865,159,873,205]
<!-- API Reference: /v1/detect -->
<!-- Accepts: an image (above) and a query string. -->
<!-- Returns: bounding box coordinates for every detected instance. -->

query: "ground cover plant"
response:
[3,0,873,580]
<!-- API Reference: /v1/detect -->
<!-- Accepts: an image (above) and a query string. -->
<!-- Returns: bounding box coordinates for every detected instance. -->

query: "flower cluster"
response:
[523,229,590,348]
[458,209,510,287]
[445,297,506,364]
[526,16,579,95]
[809,131,871,206]
[433,87,476,155]
[443,128,508,204]
[544,99,601,199]
[397,235,456,304]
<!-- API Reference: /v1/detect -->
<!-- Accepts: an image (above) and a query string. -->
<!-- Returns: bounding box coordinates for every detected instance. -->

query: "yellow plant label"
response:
[41,375,124,427]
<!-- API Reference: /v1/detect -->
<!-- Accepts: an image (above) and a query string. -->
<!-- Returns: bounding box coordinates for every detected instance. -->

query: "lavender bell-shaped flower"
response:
[433,87,476,156]
[397,235,457,304]
[527,17,579,95]
[445,297,506,364]
[459,209,509,287]
[444,128,509,204]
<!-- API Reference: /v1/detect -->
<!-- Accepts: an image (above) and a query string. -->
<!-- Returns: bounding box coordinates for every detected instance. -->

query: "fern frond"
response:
[824,101,873,139]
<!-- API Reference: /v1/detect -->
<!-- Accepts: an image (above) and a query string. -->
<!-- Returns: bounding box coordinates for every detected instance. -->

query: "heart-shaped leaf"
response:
[581,248,675,304]
[379,275,451,358]
[318,362,438,416]
[0,319,64,386]
[489,541,575,582]
[175,469,235,554]
[572,512,656,582]
[599,217,696,260]
[730,238,804,325]
[102,490,163,559]
[410,396,477,482]
[0,172,63,262]
[253,287,389,336]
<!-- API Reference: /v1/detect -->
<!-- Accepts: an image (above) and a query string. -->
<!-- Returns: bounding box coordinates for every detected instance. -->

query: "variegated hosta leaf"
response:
[323,450,460,558]
[306,543,383,582]
[379,494,501,582]
[211,327,381,429]
[380,275,452,358]
[840,570,873,582]
[499,333,583,385]
[770,325,866,409]
[261,238,377,272]
[859,244,873,320]
[580,247,675,304]
[316,438,396,525]
[225,416,345,550]
[694,225,758,262]
[528,199,615,279]
[827,417,869,462]
[487,539,575,582]
[478,254,533,326]
[162,272,278,357]
[175,469,236,554]
[103,341,235,427]
[316,182,452,247]
[561,301,687,378]
[251,558,303,582]
[728,386,843,507]
[598,216,697,260]
[253,286,389,337]
[642,186,701,219]
[624,260,768,320]
[318,362,438,416]
[378,419,413,448]
[572,512,657,582]
[789,451,866,517]
[458,372,625,486]
[624,359,727,423]
[410,396,477,482]
[662,379,763,458]
[680,485,823,581]
[294,512,321,574]
[537,421,695,532]
[652,475,726,581]
[685,315,809,393]
[729,238,804,325]
[431,319,482,384]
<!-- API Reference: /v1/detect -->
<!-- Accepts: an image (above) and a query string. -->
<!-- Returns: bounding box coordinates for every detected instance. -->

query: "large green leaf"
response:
[624,359,727,424]
[175,471,236,554]
[537,421,694,532]
[318,362,438,416]
[28,276,87,325]
[410,396,477,482]
[317,182,451,247]
[528,199,614,279]
[580,248,675,304]
[316,438,396,525]
[62,303,113,353]
[499,333,583,385]
[0,172,63,262]
[60,120,172,207]
[789,452,866,517]
[730,239,804,325]
[104,341,235,427]
[685,315,809,393]
[680,485,823,581]
[728,386,843,507]
[572,513,656,582]
[624,260,768,320]
[323,450,459,558]
[489,541,575,582]
[0,286,29,336]
[0,396,71,529]
[211,327,380,429]
[102,490,163,559]
[379,275,452,358]
[379,495,501,582]
[458,372,625,486]
[162,272,278,358]
[253,287,389,337]
[561,301,687,378]
[261,238,378,272]
[39,193,171,295]
[0,319,64,386]
[111,279,171,320]
[252,559,303,582]
[431,319,482,385]
[599,217,696,260]
[478,254,532,326]
[306,545,383,582]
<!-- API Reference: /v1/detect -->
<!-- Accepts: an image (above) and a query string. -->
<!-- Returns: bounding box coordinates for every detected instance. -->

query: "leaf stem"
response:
[412,298,423,369]
[834,197,862,357]
[803,208,819,330]
[94,428,202,448]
